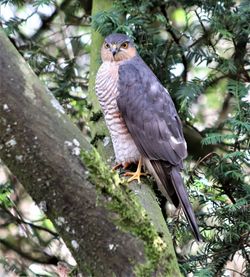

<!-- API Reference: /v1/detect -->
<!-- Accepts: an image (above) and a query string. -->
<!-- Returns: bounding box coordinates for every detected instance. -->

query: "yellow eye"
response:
[121,42,129,49]
[104,43,110,49]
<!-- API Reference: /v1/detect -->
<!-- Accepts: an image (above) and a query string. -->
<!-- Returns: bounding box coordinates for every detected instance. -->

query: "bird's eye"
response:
[104,43,110,49]
[121,42,129,49]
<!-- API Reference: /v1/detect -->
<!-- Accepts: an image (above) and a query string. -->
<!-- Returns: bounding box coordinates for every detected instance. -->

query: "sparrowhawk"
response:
[95,33,201,241]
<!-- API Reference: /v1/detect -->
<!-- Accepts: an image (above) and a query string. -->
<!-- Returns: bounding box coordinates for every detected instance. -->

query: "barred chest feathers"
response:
[95,61,140,165]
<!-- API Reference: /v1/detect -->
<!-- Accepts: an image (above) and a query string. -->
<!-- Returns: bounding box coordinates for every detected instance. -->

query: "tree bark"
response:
[0,27,182,276]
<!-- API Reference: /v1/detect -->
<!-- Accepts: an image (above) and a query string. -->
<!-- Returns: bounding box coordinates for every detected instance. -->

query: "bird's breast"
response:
[95,61,120,111]
[95,61,140,164]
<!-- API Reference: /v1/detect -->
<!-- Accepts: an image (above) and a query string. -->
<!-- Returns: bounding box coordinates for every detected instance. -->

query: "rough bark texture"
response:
[0,29,144,276]
[0,27,182,276]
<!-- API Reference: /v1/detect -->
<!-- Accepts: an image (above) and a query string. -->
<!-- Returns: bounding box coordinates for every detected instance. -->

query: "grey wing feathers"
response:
[117,57,201,241]
[117,58,187,166]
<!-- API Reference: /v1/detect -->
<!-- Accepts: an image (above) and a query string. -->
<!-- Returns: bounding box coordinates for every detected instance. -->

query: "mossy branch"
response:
[81,148,181,276]
[0,27,180,276]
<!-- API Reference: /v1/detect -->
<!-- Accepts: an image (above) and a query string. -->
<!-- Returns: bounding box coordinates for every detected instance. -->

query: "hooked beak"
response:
[110,44,119,56]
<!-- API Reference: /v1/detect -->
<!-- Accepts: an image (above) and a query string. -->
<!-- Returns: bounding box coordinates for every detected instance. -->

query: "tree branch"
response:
[30,0,71,41]
[0,26,182,276]
[0,204,58,237]
[160,5,188,82]
[0,238,59,265]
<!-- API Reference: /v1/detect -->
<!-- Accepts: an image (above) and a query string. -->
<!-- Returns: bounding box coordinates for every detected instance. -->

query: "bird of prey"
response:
[95,33,201,241]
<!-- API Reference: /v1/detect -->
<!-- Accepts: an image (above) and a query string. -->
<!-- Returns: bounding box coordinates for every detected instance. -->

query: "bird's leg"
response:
[112,163,122,171]
[124,157,147,183]
[112,162,130,171]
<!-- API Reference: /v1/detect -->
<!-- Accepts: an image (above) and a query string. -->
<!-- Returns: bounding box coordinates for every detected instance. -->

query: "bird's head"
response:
[101,33,137,62]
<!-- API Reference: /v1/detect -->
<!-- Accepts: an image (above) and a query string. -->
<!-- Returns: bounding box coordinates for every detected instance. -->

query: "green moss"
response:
[81,148,181,277]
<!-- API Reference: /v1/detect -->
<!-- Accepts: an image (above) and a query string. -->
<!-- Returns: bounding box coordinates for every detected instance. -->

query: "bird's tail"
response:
[169,167,201,241]
[145,159,201,241]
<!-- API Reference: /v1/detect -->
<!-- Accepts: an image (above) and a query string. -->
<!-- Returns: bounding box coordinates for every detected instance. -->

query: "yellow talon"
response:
[123,157,146,183]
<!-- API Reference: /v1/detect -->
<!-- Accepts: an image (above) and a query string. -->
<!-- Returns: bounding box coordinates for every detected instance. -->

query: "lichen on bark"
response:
[81,148,182,276]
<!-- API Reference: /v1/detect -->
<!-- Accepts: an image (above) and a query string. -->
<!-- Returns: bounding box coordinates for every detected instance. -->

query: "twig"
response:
[0,205,58,237]
[160,5,188,82]
[0,238,59,265]
[30,0,72,41]
[194,10,216,52]
[216,93,233,128]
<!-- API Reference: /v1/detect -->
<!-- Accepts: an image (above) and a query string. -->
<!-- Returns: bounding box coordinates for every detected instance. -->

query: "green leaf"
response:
[0,182,13,208]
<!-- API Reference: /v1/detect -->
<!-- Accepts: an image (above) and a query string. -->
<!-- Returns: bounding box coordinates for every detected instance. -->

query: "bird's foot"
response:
[123,157,147,183]
[124,170,147,183]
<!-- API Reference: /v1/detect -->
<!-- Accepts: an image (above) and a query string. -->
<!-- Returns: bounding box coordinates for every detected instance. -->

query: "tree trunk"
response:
[0,28,182,276]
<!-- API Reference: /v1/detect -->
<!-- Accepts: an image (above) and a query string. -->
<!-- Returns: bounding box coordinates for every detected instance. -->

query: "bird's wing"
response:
[117,58,201,241]
[117,58,187,166]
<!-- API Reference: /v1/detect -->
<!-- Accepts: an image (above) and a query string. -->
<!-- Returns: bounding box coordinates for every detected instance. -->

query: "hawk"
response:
[95,33,201,241]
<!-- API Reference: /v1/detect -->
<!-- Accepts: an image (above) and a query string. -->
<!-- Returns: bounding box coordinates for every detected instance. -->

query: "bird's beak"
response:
[110,44,118,56]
